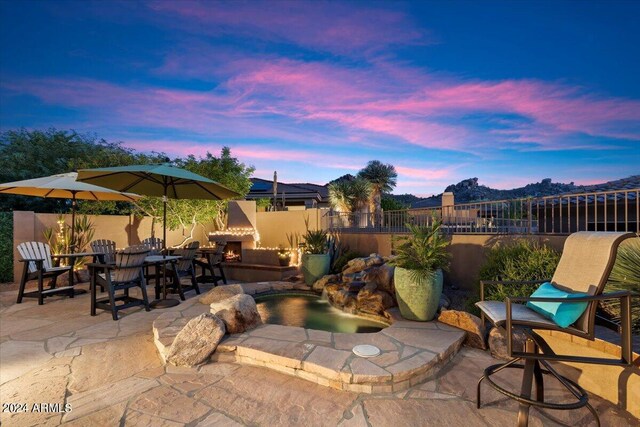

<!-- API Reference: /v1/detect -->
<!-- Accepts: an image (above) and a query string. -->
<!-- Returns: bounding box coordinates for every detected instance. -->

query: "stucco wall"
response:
[255,208,322,248]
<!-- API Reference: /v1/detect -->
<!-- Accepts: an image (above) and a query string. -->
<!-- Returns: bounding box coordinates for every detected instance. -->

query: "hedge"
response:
[0,212,13,282]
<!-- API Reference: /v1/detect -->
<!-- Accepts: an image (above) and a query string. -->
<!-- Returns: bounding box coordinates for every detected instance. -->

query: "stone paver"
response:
[303,346,352,381]
[68,334,162,393]
[0,340,52,384]
[128,384,211,423]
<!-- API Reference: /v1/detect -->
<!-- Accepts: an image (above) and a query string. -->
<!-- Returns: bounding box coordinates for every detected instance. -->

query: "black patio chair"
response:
[194,240,227,285]
[89,239,116,292]
[163,241,201,300]
[89,246,150,320]
[476,231,636,427]
[16,242,74,305]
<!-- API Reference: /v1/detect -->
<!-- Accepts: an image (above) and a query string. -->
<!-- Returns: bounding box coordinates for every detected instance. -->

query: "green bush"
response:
[0,212,13,283]
[602,237,640,332]
[478,240,560,302]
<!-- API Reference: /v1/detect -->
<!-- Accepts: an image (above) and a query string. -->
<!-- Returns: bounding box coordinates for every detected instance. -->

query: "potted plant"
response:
[301,228,330,285]
[277,246,292,267]
[389,221,451,321]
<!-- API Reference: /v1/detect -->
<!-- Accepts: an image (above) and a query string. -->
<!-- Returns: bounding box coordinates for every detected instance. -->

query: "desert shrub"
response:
[478,240,560,302]
[602,237,640,332]
[0,212,12,282]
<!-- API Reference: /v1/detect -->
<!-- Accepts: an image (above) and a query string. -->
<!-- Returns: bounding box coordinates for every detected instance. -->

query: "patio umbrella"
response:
[76,163,241,251]
[0,172,140,251]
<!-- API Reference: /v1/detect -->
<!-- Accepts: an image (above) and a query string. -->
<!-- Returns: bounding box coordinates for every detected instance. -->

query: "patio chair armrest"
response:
[479,279,549,301]
[506,290,637,305]
[504,290,638,362]
[19,258,44,263]
[86,262,114,270]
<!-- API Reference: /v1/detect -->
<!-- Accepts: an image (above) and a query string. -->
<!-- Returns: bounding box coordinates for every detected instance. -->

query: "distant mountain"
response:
[392,177,581,208]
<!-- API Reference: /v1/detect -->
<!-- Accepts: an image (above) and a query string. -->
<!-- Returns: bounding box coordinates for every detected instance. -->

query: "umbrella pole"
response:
[149,181,179,309]
[70,192,77,254]
[163,184,167,253]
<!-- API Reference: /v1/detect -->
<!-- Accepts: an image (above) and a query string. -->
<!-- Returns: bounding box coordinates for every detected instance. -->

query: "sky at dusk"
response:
[1,0,639,196]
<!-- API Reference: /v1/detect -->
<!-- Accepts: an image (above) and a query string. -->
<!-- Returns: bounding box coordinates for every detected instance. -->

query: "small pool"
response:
[254,293,388,333]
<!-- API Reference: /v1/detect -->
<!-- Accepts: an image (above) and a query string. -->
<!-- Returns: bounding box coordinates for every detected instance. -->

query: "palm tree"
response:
[358,160,397,226]
[328,177,371,227]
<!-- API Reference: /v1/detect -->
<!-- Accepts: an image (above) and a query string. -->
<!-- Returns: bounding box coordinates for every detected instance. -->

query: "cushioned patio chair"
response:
[162,241,201,300]
[16,242,75,305]
[89,246,150,320]
[476,231,635,427]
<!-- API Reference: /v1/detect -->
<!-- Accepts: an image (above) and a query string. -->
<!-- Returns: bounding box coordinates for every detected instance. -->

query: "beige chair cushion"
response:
[475,300,582,334]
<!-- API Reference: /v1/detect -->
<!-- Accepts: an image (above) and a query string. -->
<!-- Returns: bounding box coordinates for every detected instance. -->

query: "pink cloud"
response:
[146,0,429,56]
[4,51,640,156]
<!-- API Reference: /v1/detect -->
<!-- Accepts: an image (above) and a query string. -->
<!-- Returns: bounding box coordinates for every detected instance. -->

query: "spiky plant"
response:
[388,221,451,285]
[358,160,397,225]
[603,237,640,332]
[303,228,328,255]
[327,177,371,213]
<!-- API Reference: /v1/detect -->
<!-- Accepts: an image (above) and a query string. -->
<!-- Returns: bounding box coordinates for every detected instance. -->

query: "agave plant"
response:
[603,237,640,332]
[388,221,451,284]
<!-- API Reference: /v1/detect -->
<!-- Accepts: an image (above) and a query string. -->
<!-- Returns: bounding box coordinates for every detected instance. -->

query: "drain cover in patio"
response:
[352,345,381,357]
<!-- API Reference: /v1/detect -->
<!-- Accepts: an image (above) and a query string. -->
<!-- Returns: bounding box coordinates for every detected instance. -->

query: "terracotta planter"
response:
[394,267,443,321]
[301,253,330,285]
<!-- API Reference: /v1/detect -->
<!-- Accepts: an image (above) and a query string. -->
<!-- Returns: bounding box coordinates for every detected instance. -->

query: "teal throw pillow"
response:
[526,282,589,328]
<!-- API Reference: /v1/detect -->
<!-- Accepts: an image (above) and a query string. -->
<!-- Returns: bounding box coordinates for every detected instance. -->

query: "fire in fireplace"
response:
[223,241,242,262]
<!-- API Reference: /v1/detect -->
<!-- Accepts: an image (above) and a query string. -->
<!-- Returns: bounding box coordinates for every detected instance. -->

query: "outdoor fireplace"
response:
[208,201,258,260]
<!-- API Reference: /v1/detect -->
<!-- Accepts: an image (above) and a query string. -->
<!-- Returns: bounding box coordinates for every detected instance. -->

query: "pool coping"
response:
[153,281,466,394]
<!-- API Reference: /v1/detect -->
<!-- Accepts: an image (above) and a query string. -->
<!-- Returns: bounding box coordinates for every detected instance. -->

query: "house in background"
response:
[246,178,329,210]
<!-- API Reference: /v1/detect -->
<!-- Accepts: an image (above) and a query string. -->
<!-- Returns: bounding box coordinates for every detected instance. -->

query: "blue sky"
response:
[1,0,638,195]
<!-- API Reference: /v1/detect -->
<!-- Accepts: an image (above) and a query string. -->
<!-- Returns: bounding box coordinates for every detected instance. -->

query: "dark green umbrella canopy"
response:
[77,163,241,254]
[76,163,240,200]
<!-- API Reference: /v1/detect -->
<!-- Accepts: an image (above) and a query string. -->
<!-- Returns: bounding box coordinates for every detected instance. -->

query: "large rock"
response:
[210,294,262,334]
[312,274,340,292]
[488,326,527,359]
[437,310,486,349]
[199,284,244,305]
[165,314,226,367]
[362,264,395,295]
[342,254,384,275]
[356,287,395,316]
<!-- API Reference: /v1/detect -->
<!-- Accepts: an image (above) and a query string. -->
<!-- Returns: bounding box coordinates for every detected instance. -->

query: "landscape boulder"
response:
[362,264,395,295]
[356,286,395,316]
[488,326,527,359]
[165,314,226,367]
[342,254,384,275]
[437,310,486,349]
[312,274,340,292]
[210,294,262,334]
[199,284,244,305]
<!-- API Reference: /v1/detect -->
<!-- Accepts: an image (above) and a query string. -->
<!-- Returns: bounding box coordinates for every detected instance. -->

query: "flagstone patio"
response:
[1,282,637,426]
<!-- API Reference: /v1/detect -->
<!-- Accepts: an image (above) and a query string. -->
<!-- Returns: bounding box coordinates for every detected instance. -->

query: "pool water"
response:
[254,294,388,333]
